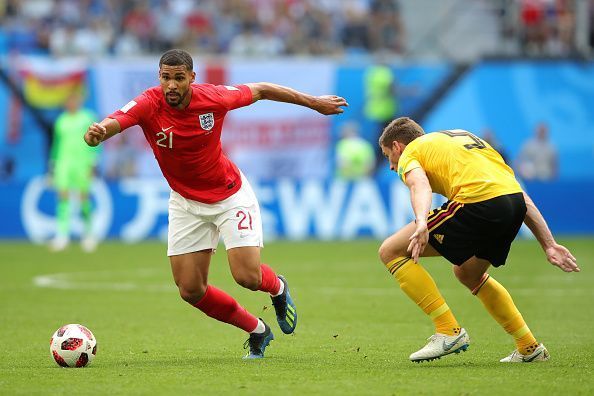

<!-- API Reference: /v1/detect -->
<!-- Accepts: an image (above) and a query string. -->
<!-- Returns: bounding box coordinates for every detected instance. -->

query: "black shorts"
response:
[427,193,526,267]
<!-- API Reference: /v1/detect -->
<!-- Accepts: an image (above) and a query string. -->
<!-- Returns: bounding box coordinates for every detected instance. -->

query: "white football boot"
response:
[409,328,470,362]
[500,343,550,363]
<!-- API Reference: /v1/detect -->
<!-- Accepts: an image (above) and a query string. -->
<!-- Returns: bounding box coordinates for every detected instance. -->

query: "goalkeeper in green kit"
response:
[49,93,100,252]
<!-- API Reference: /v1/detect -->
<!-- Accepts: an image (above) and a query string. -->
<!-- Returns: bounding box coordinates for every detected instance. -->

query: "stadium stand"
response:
[0,0,589,59]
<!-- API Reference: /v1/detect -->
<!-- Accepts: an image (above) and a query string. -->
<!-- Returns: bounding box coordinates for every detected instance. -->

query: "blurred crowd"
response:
[1,0,592,59]
[499,0,584,57]
[0,0,405,57]
[519,0,575,55]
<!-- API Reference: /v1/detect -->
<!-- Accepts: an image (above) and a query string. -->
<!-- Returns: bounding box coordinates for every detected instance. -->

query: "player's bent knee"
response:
[452,266,482,290]
[378,242,390,264]
[233,272,260,291]
[178,285,207,305]
[378,241,403,265]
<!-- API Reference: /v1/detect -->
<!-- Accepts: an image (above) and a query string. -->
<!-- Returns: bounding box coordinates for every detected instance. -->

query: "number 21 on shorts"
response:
[236,210,253,230]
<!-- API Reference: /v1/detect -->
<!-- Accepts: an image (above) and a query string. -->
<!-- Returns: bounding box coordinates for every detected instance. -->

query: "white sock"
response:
[271,278,284,297]
[250,319,266,334]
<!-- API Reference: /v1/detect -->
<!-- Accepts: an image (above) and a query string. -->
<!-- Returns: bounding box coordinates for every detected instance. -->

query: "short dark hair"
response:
[379,117,425,147]
[159,49,193,71]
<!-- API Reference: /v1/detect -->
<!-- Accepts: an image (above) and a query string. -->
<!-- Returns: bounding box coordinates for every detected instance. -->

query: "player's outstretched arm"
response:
[84,118,122,147]
[245,82,348,115]
[522,191,580,272]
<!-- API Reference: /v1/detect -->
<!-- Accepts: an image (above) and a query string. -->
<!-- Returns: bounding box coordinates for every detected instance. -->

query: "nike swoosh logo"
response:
[443,333,466,351]
[162,126,173,132]
[524,350,542,362]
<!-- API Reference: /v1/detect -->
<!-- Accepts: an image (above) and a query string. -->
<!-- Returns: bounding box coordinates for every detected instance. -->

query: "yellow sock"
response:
[474,275,540,355]
[386,257,460,336]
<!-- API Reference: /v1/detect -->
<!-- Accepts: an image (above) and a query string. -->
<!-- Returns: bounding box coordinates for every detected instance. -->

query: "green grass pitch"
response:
[0,238,593,395]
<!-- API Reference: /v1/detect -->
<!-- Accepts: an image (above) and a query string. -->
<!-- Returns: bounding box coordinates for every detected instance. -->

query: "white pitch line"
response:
[33,270,594,297]
[32,269,172,292]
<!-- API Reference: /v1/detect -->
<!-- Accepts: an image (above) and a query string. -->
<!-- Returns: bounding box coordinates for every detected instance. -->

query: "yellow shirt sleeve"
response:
[397,149,421,183]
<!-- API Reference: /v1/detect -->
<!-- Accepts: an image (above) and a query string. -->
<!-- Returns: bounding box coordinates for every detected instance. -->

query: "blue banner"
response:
[0,178,592,241]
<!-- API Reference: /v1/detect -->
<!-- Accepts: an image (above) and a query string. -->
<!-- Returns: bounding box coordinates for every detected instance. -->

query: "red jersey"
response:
[108,84,253,203]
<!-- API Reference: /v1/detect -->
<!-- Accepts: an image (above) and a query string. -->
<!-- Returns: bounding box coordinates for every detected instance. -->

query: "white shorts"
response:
[167,174,264,256]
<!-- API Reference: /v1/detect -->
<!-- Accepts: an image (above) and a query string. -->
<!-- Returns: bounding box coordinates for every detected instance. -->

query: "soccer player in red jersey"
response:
[84,49,348,358]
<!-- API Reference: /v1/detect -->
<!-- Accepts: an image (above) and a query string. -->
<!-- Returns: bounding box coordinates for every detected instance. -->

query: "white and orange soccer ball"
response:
[50,324,97,368]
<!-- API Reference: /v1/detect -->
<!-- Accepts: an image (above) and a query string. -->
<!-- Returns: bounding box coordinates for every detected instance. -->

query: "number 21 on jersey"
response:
[156,127,173,149]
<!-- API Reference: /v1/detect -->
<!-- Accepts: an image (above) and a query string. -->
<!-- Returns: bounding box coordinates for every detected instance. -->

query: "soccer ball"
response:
[50,324,97,368]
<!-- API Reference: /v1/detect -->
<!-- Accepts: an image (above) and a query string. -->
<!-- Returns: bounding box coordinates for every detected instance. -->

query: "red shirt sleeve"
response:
[212,84,254,111]
[108,92,153,131]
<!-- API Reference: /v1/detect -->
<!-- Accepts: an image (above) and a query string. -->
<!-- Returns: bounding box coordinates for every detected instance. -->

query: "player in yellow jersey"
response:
[378,117,580,363]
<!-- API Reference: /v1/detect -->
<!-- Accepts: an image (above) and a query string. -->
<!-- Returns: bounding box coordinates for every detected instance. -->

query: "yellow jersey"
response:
[397,130,522,203]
